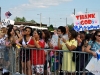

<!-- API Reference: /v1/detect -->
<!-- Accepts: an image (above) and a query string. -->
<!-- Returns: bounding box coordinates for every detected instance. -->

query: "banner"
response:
[73,12,100,31]
[86,50,100,75]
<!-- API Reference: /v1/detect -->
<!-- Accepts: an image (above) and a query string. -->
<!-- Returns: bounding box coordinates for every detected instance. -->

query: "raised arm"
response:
[64,40,77,51]
[85,45,97,57]
[58,38,62,50]
[32,37,41,49]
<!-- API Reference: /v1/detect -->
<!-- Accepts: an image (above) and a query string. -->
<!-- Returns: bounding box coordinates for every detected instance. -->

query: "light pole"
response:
[66,17,67,26]
[37,13,42,28]
[49,17,50,26]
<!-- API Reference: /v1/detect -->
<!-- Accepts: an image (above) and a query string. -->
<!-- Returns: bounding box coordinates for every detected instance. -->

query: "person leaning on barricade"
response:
[12,26,23,74]
[57,26,69,73]
[0,25,18,75]
[85,30,100,75]
[75,32,86,75]
[58,29,78,75]
[0,31,6,71]
[49,28,61,74]
[28,29,46,75]
[19,27,32,75]
[41,30,52,75]
[75,31,94,75]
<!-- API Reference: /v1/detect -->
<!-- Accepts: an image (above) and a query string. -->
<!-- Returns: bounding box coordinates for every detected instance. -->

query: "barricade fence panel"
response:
[0,46,94,75]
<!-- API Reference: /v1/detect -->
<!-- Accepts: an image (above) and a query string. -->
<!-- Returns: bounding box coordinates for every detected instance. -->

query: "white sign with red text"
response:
[74,12,100,31]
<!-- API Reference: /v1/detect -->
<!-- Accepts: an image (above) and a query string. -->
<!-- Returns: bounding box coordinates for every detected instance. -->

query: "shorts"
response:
[32,65,44,74]
[20,49,30,62]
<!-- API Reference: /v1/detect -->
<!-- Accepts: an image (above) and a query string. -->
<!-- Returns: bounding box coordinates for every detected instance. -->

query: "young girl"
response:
[28,30,46,75]
[42,30,51,75]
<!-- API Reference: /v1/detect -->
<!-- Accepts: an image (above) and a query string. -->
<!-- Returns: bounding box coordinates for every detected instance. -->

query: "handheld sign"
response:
[1,19,15,27]
[86,50,100,75]
[73,12,100,31]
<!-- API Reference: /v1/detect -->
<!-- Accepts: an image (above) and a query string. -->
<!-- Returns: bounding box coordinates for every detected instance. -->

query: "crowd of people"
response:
[0,24,99,75]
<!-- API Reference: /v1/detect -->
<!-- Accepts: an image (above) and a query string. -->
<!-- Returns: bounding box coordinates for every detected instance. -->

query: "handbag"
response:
[72,46,80,62]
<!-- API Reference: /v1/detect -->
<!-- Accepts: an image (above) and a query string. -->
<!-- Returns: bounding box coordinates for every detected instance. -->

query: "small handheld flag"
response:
[5,11,12,18]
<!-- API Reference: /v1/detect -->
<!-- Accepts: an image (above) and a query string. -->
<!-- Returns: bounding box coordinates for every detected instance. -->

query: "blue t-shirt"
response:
[88,40,100,61]
[88,41,100,51]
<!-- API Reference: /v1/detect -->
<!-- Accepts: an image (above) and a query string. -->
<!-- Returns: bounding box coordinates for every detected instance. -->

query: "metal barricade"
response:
[0,46,14,75]
[0,46,5,70]
[8,47,94,75]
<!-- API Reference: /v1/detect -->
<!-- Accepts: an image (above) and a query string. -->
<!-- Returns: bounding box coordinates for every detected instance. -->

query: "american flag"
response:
[5,11,12,18]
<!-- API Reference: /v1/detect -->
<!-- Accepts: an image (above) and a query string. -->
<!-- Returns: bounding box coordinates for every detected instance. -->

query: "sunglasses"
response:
[97,35,100,37]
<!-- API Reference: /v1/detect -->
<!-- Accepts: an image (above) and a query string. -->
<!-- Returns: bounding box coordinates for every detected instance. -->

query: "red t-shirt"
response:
[28,39,45,65]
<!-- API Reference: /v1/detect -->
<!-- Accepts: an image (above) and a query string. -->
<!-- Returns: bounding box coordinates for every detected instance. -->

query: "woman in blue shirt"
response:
[86,30,100,57]
[85,30,100,75]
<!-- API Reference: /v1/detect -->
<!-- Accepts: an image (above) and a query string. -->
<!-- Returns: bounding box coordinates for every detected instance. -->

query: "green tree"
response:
[68,23,74,30]
[21,17,26,22]
[14,17,37,24]
[29,20,37,24]
[14,17,26,22]
[48,24,54,31]
[14,17,21,22]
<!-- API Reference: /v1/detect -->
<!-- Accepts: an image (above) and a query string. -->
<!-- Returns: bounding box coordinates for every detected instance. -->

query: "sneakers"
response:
[2,72,9,75]
[3,69,9,74]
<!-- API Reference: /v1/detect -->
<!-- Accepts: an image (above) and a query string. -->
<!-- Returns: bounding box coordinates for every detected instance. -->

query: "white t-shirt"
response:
[0,37,6,45]
[51,34,58,47]
[22,36,32,46]
[60,34,69,44]
[62,34,68,40]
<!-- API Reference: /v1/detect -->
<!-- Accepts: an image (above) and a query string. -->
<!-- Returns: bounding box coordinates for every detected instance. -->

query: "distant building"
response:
[14,22,48,30]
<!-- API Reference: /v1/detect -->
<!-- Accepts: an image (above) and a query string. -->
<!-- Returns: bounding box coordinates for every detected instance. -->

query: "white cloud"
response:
[77,11,83,15]
[29,0,72,7]
[9,0,72,21]
[10,0,72,13]
[70,14,74,18]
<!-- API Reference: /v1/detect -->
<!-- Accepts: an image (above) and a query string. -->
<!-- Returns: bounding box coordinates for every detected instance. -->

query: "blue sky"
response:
[0,0,100,27]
